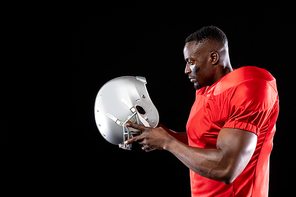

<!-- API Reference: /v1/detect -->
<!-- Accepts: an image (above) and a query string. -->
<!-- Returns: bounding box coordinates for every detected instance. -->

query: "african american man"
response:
[125,26,279,197]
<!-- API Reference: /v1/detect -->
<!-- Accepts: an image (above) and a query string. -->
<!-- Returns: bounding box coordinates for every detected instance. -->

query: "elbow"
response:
[220,176,234,185]
[216,168,238,185]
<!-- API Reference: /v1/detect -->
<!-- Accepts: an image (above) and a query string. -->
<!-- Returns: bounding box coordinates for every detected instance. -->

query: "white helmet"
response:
[94,76,159,150]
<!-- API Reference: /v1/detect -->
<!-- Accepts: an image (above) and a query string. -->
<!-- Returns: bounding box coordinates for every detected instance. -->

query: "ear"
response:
[210,52,219,65]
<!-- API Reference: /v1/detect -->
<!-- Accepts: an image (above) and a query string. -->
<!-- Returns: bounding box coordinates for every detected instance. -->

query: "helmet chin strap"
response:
[106,98,155,151]
[106,113,123,126]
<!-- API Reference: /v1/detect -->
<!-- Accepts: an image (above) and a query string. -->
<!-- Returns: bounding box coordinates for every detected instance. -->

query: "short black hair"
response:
[185,25,228,45]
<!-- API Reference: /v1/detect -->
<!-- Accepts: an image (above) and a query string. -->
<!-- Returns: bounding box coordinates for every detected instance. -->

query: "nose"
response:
[184,63,191,74]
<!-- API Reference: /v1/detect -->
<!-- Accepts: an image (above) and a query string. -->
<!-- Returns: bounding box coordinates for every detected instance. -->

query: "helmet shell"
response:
[94,76,159,145]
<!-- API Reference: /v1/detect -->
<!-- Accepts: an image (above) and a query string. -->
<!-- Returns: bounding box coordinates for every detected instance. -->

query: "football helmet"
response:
[94,76,159,150]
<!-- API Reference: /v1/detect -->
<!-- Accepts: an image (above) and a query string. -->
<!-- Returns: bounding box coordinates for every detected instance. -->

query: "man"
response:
[125,26,279,196]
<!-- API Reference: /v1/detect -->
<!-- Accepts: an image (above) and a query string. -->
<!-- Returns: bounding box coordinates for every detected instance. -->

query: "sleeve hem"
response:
[223,120,260,136]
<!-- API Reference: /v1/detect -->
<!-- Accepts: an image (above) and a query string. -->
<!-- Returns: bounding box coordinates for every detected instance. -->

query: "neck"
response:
[213,61,233,83]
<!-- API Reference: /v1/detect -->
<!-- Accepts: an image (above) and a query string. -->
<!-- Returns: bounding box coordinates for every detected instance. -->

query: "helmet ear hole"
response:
[136,105,146,115]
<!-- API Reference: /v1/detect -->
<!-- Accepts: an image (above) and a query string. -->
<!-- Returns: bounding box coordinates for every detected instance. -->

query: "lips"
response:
[190,78,197,83]
[189,77,197,83]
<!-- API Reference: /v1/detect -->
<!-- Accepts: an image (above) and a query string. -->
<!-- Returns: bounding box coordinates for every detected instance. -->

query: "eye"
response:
[188,60,195,65]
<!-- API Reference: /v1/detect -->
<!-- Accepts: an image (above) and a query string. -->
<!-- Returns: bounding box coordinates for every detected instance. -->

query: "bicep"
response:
[215,128,257,184]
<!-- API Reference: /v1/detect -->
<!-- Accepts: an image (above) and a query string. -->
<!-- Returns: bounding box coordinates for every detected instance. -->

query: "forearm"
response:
[158,123,188,145]
[166,130,188,145]
[164,138,226,182]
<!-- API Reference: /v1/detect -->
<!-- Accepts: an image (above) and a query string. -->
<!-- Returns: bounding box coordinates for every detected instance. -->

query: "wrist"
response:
[163,136,177,151]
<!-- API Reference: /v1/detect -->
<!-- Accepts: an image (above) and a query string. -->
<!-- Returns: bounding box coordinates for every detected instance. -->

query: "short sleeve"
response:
[223,79,278,136]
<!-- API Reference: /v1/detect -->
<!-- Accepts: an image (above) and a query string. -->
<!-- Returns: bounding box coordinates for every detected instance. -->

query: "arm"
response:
[125,123,257,184]
[166,128,257,184]
[158,123,188,145]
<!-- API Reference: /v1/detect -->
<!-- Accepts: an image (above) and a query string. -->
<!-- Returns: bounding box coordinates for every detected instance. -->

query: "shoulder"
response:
[212,66,278,112]
[213,66,277,96]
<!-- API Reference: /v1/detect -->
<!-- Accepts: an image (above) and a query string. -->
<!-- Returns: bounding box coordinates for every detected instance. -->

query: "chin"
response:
[194,82,202,90]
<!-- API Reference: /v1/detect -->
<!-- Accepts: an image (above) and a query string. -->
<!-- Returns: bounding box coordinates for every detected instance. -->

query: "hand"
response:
[124,122,174,151]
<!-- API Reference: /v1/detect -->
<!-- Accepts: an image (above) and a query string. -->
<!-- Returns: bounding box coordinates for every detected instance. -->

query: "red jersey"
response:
[186,66,279,197]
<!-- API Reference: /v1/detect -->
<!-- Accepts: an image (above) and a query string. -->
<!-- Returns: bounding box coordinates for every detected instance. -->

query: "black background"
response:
[2,3,296,196]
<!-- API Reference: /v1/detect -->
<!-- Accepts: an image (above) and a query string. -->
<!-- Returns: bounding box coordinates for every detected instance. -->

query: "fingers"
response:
[125,123,151,149]
[125,122,149,144]
[125,131,146,145]
[125,135,151,151]
[125,135,141,145]
[126,122,148,131]
[142,144,150,150]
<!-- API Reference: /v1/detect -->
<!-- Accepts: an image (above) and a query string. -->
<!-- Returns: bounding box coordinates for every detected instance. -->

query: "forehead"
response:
[183,41,203,60]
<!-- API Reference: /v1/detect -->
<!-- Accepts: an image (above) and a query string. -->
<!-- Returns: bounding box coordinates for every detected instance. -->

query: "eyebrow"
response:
[185,58,194,63]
